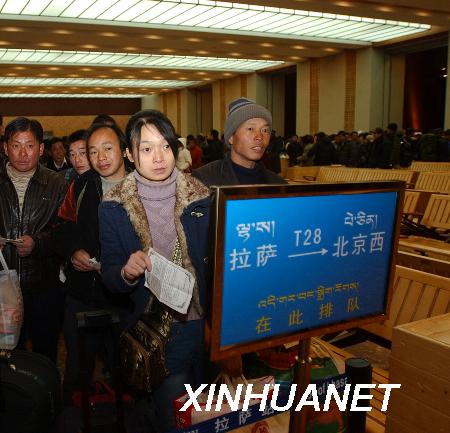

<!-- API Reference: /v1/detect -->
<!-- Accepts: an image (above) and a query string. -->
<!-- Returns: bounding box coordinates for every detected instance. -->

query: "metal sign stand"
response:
[289,338,312,433]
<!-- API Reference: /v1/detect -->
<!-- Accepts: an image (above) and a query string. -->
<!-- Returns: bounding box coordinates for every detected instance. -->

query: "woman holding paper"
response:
[99,109,210,433]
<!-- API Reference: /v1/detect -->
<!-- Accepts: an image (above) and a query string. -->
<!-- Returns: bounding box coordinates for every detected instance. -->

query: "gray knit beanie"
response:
[224,97,272,145]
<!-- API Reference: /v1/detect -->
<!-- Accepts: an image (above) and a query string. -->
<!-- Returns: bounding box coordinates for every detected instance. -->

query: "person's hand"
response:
[16,235,35,257]
[122,251,151,283]
[71,249,96,272]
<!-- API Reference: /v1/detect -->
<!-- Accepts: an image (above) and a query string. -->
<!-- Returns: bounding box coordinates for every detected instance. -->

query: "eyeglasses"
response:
[243,126,272,136]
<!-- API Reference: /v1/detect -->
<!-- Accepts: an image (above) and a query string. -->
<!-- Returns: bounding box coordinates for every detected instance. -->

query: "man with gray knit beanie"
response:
[193,97,286,186]
[193,98,286,377]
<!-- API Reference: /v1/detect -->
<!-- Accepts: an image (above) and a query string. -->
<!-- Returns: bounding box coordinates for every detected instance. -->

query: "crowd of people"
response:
[265,124,450,172]
[0,99,285,432]
[0,102,448,432]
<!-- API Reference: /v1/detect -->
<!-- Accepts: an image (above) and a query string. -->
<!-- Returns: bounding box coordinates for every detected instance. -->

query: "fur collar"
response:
[104,170,209,256]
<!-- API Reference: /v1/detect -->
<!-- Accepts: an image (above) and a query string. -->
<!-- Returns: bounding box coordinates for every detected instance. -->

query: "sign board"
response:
[209,182,404,360]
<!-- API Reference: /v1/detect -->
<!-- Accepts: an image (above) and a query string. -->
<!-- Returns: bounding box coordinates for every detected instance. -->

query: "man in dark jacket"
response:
[0,117,67,362]
[193,97,286,186]
[193,98,285,376]
[50,123,128,402]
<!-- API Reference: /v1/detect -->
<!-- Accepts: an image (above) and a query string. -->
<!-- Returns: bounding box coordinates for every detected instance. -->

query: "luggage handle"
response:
[76,309,120,330]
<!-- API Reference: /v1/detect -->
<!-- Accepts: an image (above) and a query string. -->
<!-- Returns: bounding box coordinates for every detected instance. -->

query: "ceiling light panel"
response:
[0,49,283,71]
[0,1,431,43]
[0,76,200,87]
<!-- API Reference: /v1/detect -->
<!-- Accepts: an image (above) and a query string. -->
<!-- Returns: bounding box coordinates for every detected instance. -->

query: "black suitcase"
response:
[0,349,62,433]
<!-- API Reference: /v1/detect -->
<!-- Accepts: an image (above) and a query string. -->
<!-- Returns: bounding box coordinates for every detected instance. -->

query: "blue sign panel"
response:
[219,191,397,348]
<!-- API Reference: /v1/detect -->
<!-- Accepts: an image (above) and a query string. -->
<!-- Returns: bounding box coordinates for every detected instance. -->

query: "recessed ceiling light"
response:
[197,72,206,75]
[335,1,352,7]
[3,27,22,32]
[145,35,162,40]
[99,32,118,37]
[416,11,430,17]
[125,75,136,79]
[223,40,237,45]
[124,47,138,51]
[0,41,10,46]
[38,43,56,48]
[203,78,211,81]
[69,74,79,77]
[324,48,337,52]
[154,76,163,79]
[39,73,49,77]
[161,49,174,53]
[196,50,209,55]
[170,71,179,74]
[377,6,393,12]
[186,37,202,42]
[260,54,272,59]
[260,43,274,48]
[49,67,61,71]
[293,45,305,50]
[53,29,73,35]
[223,73,232,77]
[290,56,302,61]
[6,72,16,76]
[229,52,241,57]
[112,69,123,72]
[81,44,98,49]
[98,74,108,78]
[81,68,92,72]
[13,66,26,70]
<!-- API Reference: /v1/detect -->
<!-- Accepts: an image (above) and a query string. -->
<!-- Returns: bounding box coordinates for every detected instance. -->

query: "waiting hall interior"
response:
[0,1,449,433]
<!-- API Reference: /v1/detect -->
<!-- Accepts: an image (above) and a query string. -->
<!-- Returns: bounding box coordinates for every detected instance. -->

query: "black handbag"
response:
[119,240,182,393]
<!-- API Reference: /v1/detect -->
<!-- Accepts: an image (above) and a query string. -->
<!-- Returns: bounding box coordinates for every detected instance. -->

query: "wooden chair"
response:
[410,161,450,172]
[414,172,450,194]
[362,265,450,341]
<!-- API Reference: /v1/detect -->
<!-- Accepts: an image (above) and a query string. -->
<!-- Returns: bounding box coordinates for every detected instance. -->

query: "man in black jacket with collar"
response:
[193,97,286,187]
[0,117,67,362]
[50,122,129,403]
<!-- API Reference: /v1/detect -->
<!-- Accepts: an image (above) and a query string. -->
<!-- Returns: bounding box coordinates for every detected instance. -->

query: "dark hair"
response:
[125,109,179,163]
[49,136,63,147]
[210,129,219,139]
[92,114,117,126]
[5,117,43,143]
[67,129,87,146]
[85,123,127,151]
[387,122,398,133]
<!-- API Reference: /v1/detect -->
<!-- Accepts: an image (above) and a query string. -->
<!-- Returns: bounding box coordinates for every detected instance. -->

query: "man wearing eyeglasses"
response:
[193,97,286,186]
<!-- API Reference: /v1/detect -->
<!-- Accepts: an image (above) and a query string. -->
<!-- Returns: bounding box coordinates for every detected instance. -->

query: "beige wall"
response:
[141,95,161,111]
[386,54,405,128]
[268,74,285,137]
[355,47,385,131]
[3,115,129,138]
[318,53,346,134]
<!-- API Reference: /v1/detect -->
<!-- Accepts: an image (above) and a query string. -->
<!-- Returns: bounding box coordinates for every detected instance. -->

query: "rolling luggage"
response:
[0,349,62,433]
[76,309,127,433]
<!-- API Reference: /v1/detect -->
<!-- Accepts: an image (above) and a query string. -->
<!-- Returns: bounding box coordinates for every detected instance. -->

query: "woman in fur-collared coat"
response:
[99,109,210,433]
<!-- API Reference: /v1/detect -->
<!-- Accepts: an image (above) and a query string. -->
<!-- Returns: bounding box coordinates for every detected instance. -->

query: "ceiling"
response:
[0,0,448,97]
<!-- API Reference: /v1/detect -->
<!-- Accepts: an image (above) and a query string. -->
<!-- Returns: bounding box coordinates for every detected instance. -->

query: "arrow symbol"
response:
[288,248,328,258]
